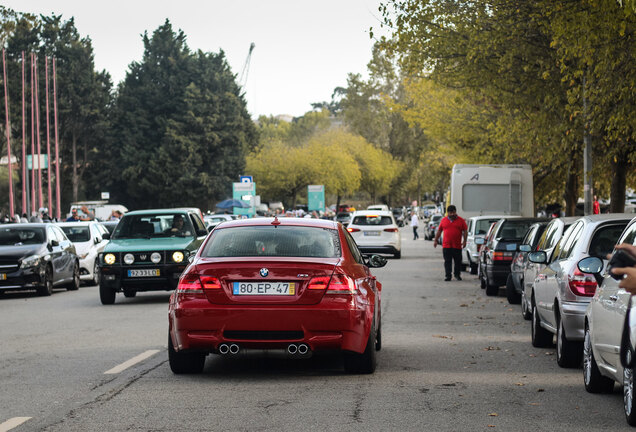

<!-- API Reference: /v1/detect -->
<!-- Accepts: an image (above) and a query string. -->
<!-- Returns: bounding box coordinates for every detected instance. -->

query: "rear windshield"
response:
[476,219,501,235]
[202,226,341,258]
[352,215,393,226]
[497,220,535,240]
[60,226,90,242]
[112,213,194,239]
[0,227,45,245]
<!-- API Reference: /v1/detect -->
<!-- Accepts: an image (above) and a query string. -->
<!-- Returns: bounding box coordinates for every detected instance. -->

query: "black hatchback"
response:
[0,224,79,296]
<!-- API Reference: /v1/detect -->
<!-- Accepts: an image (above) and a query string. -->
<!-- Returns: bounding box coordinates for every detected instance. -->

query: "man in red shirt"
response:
[433,205,468,281]
[593,195,600,215]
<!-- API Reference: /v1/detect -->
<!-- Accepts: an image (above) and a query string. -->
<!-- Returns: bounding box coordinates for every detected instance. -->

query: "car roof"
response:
[123,209,190,216]
[0,223,50,228]
[214,217,338,230]
[577,213,636,223]
[57,221,96,227]
[351,210,392,216]
[468,215,514,221]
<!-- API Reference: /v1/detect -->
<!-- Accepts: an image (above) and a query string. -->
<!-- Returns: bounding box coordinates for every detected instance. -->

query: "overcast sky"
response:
[3,0,389,118]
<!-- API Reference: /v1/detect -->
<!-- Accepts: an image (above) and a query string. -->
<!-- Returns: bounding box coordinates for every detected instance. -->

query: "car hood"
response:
[0,244,44,259]
[104,237,196,253]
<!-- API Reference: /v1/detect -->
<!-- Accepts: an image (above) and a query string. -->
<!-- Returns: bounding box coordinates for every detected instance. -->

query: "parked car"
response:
[58,221,110,286]
[520,217,579,320]
[477,222,499,289]
[480,217,540,296]
[203,214,234,231]
[168,217,386,374]
[576,216,636,426]
[464,215,510,274]
[421,204,438,219]
[100,220,119,235]
[335,212,352,225]
[391,207,406,227]
[425,214,443,240]
[527,214,631,368]
[507,221,549,304]
[98,209,208,305]
[0,224,79,295]
[347,210,402,259]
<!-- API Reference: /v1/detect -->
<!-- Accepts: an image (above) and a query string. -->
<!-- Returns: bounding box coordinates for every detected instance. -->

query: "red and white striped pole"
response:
[30,53,35,215]
[34,55,43,210]
[2,49,14,218]
[53,58,61,221]
[45,57,52,216]
[21,51,27,216]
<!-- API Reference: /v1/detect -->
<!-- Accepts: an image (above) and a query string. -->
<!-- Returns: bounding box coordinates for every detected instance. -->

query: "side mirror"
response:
[188,255,195,263]
[366,254,388,268]
[528,251,547,264]
[102,232,110,240]
[578,256,604,274]
[519,244,532,252]
[475,238,485,245]
[50,239,59,247]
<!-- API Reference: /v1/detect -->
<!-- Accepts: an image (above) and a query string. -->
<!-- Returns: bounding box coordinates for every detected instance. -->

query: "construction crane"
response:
[238,42,255,88]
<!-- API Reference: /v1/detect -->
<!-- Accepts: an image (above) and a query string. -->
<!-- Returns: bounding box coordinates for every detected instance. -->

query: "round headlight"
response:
[124,253,134,265]
[172,251,184,263]
[151,252,162,263]
[104,254,116,265]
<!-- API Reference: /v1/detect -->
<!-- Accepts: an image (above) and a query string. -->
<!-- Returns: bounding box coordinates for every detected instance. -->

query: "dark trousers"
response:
[412,226,419,240]
[443,248,462,278]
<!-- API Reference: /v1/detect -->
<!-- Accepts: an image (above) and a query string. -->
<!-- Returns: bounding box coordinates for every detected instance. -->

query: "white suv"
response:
[346,210,402,259]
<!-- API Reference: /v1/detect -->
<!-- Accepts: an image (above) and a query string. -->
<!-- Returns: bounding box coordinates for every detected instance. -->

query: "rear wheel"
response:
[583,326,614,393]
[99,279,116,305]
[344,323,377,374]
[375,321,382,351]
[485,274,499,296]
[556,316,583,368]
[470,262,478,275]
[66,262,80,291]
[37,265,53,296]
[531,301,553,348]
[168,335,205,374]
[625,366,636,426]
[506,274,521,304]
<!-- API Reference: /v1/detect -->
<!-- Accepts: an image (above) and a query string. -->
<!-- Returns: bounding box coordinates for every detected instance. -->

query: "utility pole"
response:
[583,73,593,215]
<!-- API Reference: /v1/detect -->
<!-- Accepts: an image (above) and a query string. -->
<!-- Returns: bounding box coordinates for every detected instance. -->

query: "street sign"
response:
[26,154,49,170]
[233,182,256,217]
[308,185,325,212]
[240,175,253,183]
[101,192,110,200]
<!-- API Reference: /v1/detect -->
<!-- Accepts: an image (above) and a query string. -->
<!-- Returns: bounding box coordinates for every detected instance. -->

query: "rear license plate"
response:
[0,274,6,280]
[364,231,381,236]
[127,269,160,277]
[233,282,295,296]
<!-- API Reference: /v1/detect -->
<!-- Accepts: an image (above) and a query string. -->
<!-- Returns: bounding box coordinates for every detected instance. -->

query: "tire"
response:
[123,289,137,298]
[521,294,532,320]
[531,301,553,348]
[556,315,582,368]
[506,274,521,304]
[394,251,401,259]
[66,262,80,291]
[375,320,382,351]
[344,323,377,374]
[99,280,116,305]
[470,262,478,275]
[485,274,499,296]
[583,326,614,393]
[480,274,486,289]
[168,335,205,374]
[92,261,100,286]
[625,366,636,426]
[37,265,53,296]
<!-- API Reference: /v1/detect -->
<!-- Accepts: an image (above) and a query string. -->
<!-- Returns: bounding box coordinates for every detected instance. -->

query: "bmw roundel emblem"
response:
[260,268,269,277]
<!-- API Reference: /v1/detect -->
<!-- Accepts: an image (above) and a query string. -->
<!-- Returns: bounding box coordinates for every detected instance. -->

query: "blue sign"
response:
[240,175,253,183]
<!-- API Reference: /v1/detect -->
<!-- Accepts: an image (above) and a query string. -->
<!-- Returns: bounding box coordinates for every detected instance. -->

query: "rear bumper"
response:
[485,263,511,286]
[169,297,372,354]
[357,245,400,255]
[561,301,588,341]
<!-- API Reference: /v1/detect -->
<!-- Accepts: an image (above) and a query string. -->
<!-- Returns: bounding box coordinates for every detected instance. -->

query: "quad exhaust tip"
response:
[297,343,309,355]
[229,344,240,354]
[287,343,310,356]
[287,343,298,355]
[218,343,229,355]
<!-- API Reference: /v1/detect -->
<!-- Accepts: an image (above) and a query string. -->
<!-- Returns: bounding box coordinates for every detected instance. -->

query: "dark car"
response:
[168,217,386,374]
[336,212,352,225]
[100,220,119,235]
[425,214,443,240]
[481,217,544,296]
[0,224,79,296]
[98,209,208,304]
[506,221,550,304]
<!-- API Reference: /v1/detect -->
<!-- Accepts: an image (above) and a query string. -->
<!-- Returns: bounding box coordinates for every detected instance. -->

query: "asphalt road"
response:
[0,228,633,431]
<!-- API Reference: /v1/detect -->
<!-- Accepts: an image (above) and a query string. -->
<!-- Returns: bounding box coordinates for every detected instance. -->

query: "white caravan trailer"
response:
[449,164,534,218]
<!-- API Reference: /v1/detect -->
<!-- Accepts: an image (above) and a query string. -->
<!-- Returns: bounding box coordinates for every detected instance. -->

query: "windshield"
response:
[60,226,90,242]
[476,219,501,235]
[0,227,45,245]
[498,220,535,240]
[202,226,341,258]
[112,213,194,239]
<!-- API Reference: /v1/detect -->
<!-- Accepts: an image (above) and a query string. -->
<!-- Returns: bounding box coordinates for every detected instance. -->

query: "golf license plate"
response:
[233,282,295,296]
[128,269,160,277]
[364,231,381,236]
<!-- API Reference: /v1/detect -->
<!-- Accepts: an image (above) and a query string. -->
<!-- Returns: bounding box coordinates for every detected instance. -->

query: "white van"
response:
[449,164,534,219]
[69,201,128,221]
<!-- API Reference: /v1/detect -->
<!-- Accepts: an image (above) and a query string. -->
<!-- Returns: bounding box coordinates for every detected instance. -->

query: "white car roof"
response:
[352,210,393,217]
[56,221,96,227]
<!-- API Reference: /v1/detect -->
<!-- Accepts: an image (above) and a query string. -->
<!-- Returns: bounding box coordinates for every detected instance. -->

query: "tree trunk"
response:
[610,157,629,213]
[336,194,341,213]
[72,132,78,202]
[563,155,580,216]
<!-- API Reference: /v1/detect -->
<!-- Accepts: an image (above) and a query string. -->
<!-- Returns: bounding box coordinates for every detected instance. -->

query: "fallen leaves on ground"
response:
[488,413,498,417]
[432,335,454,340]
[484,346,501,351]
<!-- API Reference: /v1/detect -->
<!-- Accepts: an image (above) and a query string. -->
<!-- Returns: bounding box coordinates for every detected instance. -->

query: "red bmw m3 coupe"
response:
[168,217,386,374]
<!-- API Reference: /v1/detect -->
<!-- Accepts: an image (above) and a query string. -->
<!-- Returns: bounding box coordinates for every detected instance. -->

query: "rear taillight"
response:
[347,228,360,233]
[308,276,330,290]
[384,228,398,232]
[568,269,597,297]
[176,274,203,294]
[493,251,514,261]
[200,275,221,289]
[326,274,357,294]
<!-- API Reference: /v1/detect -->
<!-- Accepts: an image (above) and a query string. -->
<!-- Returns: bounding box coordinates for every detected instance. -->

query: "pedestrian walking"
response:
[593,195,600,215]
[433,205,467,281]
[410,211,419,240]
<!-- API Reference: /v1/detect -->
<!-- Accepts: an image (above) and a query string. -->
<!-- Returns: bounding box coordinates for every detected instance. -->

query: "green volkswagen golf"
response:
[98,209,209,304]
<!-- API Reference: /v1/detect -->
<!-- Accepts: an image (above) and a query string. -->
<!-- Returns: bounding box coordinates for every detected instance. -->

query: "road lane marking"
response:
[104,349,160,374]
[0,417,32,432]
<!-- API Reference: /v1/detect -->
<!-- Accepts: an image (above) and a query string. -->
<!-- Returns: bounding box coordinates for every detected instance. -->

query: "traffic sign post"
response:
[308,185,325,213]
[233,182,256,217]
